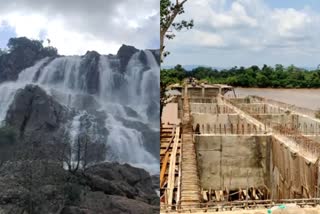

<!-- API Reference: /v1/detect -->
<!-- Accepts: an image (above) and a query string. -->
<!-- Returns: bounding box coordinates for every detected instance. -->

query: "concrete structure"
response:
[170,83,235,98]
[161,83,320,213]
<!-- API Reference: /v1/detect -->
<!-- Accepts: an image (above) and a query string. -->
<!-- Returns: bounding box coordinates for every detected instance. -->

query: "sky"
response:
[163,0,320,68]
[0,0,159,55]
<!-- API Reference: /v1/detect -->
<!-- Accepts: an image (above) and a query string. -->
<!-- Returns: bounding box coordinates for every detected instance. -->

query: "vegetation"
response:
[161,64,320,88]
[7,37,58,56]
[160,0,193,118]
[0,48,7,56]
[160,0,193,60]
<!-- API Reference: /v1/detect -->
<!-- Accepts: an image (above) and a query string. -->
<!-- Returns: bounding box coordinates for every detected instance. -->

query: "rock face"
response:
[118,117,160,159]
[80,51,101,95]
[0,37,160,213]
[0,161,159,214]
[5,85,69,144]
[117,44,139,73]
[149,49,160,66]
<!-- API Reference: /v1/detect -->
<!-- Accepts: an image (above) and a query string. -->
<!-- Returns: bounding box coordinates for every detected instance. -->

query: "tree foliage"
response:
[161,64,320,88]
[160,0,193,120]
[0,48,7,56]
[7,37,58,56]
[160,0,193,60]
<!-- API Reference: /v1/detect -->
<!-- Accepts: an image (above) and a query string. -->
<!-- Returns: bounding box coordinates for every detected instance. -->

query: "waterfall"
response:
[105,114,156,162]
[125,51,145,105]
[69,112,85,168]
[0,58,51,124]
[141,50,160,104]
[0,49,159,174]
[37,56,82,91]
[18,57,50,82]
[98,55,115,101]
[0,83,23,125]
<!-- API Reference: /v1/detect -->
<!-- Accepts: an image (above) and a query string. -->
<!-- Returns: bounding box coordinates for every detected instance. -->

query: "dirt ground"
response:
[162,103,180,125]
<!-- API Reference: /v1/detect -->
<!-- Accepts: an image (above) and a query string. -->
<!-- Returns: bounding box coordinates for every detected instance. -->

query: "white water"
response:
[0,57,52,124]
[69,112,84,157]
[0,83,23,124]
[18,57,50,82]
[125,51,160,123]
[0,50,159,174]
[105,113,157,164]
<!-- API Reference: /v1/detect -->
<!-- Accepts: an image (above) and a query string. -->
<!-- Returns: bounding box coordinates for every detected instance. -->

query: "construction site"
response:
[160,81,320,213]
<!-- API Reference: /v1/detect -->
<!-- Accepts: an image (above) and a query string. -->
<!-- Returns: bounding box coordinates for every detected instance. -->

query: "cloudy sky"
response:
[163,0,320,68]
[0,0,159,55]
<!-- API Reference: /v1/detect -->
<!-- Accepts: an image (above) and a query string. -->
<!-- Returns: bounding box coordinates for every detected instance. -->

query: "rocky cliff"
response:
[0,161,159,214]
[0,37,160,214]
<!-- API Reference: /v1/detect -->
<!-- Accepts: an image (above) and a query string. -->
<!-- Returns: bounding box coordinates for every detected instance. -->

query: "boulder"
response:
[0,161,159,214]
[81,192,158,214]
[117,44,139,73]
[5,85,69,145]
[80,51,101,94]
[84,162,159,205]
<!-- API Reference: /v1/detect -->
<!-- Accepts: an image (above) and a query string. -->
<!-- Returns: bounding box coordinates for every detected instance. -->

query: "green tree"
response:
[275,64,284,72]
[0,48,6,56]
[8,37,43,52]
[256,73,269,87]
[160,0,193,60]
[7,37,58,56]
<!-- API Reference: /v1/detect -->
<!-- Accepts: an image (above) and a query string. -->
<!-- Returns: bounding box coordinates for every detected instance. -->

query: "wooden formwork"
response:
[160,124,182,208]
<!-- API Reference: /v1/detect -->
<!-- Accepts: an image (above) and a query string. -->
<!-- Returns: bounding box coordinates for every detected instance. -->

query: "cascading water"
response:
[0,49,159,174]
[124,50,160,125]
[0,57,50,123]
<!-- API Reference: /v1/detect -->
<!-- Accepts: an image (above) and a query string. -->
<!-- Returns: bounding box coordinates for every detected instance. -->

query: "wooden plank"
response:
[220,190,224,201]
[167,126,180,206]
[160,142,181,148]
[215,190,220,201]
[176,143,182,206]
[160,151,170,188]
[202,191,208,202]
[160,126,176,162]
[160,149,180,155]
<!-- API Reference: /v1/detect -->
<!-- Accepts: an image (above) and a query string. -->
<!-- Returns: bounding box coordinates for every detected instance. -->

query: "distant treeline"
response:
[161,64,320,88]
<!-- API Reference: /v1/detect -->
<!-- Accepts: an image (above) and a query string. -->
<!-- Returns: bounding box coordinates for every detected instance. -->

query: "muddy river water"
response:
[226,88,320,110]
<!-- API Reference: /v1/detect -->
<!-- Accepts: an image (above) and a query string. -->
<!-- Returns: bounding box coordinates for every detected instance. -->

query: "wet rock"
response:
[5,85,69,144]
[151,174,160,191]
[123,106,139,118]
[147,100,160,123]
[149,49,160,65]
[117,118,160,160]
[117,44,139,73]
[80,51,101,94]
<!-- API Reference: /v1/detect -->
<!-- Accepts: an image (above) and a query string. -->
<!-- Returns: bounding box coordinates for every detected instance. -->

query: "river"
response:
[226,88,320,111]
